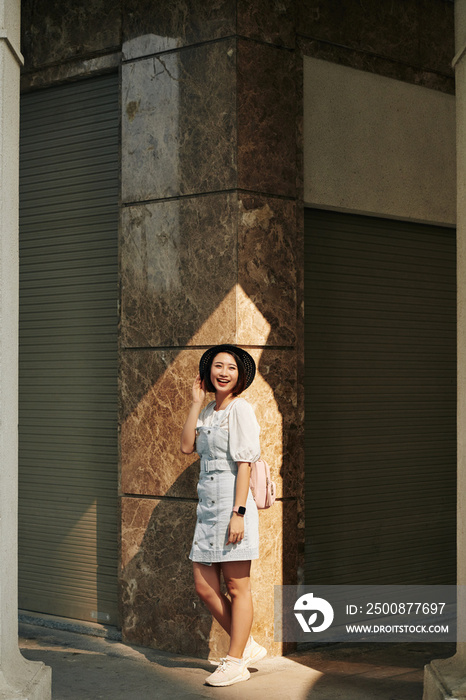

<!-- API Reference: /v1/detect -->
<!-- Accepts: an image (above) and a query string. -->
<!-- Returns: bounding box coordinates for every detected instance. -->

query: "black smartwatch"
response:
[233,506,246,516]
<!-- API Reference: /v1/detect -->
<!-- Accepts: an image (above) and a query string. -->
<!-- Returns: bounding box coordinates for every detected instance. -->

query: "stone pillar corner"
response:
[424,655,466,700]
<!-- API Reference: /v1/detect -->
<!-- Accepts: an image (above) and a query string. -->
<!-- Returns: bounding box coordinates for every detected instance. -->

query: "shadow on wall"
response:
[117,33,299,654]
[118,181,299,656]
[118,339,299,658]
[119,473,213,658]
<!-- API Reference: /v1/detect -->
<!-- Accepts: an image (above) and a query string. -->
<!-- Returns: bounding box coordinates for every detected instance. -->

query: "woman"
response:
[180,344,267,687]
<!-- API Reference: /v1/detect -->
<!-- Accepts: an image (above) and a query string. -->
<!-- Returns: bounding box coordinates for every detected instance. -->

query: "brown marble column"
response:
[119,0,300,658]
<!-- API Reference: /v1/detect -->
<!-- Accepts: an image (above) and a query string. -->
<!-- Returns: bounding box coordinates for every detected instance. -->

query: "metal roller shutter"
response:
[304,208,456,585]
[18,74,119,625]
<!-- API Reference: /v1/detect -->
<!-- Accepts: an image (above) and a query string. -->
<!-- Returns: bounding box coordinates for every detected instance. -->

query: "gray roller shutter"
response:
[304,208,456,585]
[18,74,119,625]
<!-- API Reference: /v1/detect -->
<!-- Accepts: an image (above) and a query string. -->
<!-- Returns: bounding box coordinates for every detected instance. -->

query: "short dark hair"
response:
[203,350,247,396]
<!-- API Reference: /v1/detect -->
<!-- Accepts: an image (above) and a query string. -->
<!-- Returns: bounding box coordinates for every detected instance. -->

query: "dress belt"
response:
[200,458,237,473]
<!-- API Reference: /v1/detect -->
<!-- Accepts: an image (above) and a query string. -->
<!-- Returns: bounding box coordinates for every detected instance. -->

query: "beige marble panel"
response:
[120,348,201,498]
[122,39,236,203]
[119,495,297,657]
[120,346,298,500]
[120,193,237,348]
[244,348,298,501]
[237,195,297,347]
[251,500,298,656]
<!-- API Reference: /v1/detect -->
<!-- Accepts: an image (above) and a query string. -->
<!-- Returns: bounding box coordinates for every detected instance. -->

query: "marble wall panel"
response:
[237,40,296,197]
[298,36,455,96]
[295,201,305,535]
[122,40,237,203]
[297,0,420,68]
[119,496,210,655]
[120,348,202,498]
[20,54,121,92]
[120,346,298,500]
[252,500,298,656]
[120,194,237,348]
[237,195,297,347]
[418,0,455,77]
[122,0,235,60]
[21,0,121,70]
[236,0,295,48]
[244,348,298,501]
[119,496,297,657]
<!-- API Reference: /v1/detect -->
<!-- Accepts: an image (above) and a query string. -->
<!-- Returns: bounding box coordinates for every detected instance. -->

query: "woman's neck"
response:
[214,391,236,411]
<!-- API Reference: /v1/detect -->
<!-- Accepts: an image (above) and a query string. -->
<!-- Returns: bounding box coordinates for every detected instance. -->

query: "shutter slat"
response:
[304,209,456,586]
[18,74,119,625]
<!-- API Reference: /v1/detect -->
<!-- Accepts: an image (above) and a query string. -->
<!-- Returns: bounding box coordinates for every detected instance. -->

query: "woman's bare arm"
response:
[227,461,251,544]
[180,375,205,454]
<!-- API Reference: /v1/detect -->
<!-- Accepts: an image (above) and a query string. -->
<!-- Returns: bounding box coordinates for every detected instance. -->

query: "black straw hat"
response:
[199,345,256,389]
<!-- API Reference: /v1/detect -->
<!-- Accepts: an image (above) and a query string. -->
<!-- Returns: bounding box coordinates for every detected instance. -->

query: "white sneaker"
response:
[243,636,267,665]
[205,657,250,687]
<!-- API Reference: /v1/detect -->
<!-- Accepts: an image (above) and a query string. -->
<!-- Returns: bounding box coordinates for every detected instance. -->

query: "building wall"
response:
[118,5,300,659]
[297,0,454,95]
[20,0,299,658]
[19,0,455,657]
[303,57,456,225]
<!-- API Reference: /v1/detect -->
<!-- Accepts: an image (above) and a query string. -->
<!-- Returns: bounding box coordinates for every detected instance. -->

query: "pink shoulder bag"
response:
[224,399,276,509]
[250,459,276,509]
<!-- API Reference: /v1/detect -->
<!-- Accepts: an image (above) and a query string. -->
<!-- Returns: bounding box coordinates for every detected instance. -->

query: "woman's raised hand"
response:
[192,374,206,404]
[181,375,205,454]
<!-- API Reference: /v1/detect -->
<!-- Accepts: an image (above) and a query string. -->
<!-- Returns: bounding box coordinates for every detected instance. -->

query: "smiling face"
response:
[210,352,239,395]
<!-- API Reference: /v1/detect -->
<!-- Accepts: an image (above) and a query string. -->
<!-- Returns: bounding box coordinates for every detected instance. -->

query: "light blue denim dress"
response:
[189,398,260,565]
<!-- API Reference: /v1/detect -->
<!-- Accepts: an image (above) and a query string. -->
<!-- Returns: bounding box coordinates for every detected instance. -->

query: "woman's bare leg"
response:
[193,562,232,634]
[221,560,252,659]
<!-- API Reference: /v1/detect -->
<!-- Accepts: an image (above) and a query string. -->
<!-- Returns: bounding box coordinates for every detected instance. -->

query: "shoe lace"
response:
[216,658,230,674]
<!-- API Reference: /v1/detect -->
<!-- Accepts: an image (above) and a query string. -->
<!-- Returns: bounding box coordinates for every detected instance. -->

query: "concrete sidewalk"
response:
[19,622,454,700]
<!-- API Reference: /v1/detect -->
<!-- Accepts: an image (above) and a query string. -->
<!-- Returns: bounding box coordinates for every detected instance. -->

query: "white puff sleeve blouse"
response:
[228,399,261,463]
[197,398,261,463]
